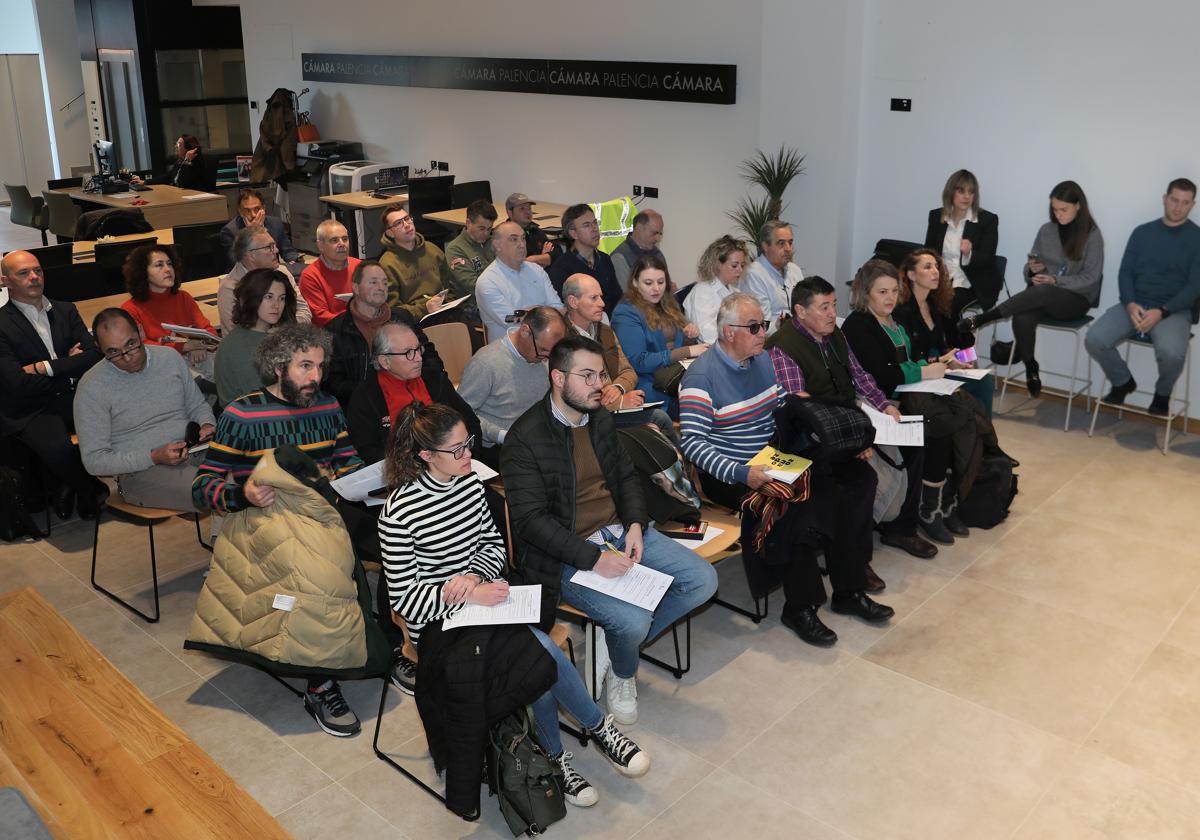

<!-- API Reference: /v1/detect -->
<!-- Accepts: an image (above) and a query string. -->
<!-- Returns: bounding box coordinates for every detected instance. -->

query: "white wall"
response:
[0,1,39,54]
[34,0,92,177]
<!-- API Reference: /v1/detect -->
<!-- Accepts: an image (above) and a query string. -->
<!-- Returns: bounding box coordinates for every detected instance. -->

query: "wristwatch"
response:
[1159,306,1171,319]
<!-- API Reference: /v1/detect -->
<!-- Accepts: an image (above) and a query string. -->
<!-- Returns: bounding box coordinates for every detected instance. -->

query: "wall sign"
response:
[300,54,736,105]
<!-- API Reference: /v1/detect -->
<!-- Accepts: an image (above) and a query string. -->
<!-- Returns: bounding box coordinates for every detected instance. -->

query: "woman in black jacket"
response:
[924,169,1002,319]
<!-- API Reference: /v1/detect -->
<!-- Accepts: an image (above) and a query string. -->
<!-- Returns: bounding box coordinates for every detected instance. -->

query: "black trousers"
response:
[997,285,1090,364]
[13,393,92,493]
[877,446,923,537]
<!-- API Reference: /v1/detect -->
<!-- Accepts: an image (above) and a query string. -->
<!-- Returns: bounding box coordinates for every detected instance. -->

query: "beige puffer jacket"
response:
[186,449,367,670]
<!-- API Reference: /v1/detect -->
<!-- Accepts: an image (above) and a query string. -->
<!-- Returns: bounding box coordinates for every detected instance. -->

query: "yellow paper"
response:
[747,446,812,482]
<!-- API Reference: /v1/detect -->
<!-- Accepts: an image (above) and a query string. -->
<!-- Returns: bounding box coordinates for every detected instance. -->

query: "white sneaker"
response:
[606,672,638,725]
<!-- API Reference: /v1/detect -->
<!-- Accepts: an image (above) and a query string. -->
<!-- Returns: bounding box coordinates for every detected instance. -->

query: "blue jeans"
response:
[529,627,603,757]
[1085,303,1193,396]
[559,526,718,679]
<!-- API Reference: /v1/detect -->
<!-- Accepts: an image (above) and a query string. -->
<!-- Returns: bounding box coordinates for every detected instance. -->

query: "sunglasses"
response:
[730,320,772,335]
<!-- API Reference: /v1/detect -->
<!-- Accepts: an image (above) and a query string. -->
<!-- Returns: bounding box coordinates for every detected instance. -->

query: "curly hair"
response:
[898,248,954,318]
[233,267,297,329]
[384,402,464,487]
[623,254,688,333]
[253,323,331,386]
[849,259,900,313]
[696,235,750,284]
[123,244,182,300]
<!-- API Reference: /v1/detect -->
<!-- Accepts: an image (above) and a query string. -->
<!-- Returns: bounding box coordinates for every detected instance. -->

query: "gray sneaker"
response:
[553,752,598,807]
[390,650,416,696]
[303,680,361,737]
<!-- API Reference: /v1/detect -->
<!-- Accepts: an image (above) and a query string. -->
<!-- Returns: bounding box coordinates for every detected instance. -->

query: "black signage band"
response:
[301,54,736,106]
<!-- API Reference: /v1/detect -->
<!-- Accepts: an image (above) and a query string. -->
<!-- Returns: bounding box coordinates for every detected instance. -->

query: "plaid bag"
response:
[772,394,874,463]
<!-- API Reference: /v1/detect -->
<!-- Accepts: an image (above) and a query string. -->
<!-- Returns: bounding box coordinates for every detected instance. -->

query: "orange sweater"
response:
[121,291,218,353]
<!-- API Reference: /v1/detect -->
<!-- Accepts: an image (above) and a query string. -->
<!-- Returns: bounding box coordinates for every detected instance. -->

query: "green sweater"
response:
[443,229,495,299]
[213,326,267,406]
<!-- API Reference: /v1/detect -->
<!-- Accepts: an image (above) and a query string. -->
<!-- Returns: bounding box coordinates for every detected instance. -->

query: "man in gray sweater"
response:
[74,308,215,511]
[456,306,568,467]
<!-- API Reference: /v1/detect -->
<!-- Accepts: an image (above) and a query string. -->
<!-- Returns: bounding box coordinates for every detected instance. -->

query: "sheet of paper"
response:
[471,460,499,481]
[862,405,925,446]
[334,292,353,301]
[106,191,137,199]
[671,524,726,550]
[894,378,964,396]
[441,584,542,629]
[679,358,695,369]
[420,294,470,322]
[571,563,674,612]
[182,193,216,200]
[330,460,386,506]
[612,401,665,415]
[946,367,993,381]
[160,322,220,342]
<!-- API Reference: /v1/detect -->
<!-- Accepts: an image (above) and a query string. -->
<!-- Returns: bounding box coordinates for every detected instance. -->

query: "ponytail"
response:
[383,402,464,486]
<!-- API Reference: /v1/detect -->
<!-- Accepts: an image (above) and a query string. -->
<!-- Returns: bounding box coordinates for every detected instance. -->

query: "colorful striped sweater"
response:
[679,344,781,485]
[191,389,363,513]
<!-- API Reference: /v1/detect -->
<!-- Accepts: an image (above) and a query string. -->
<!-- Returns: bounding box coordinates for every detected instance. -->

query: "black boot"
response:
[1103,377,1137,405]
[1025,358,1042,398]
[942,480,970,537]
[918,480,955,544]
[957,306,1002,336]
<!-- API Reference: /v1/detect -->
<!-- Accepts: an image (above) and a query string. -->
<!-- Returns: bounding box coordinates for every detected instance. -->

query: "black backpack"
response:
[0,466,46,542]
[957,456,1018,528]
[616,425,701,526]
[486,707,566,837]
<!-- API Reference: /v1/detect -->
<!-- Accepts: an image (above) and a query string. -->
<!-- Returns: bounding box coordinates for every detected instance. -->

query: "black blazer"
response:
[894,298,971,361]
[841,310,912,396]
[0,299,101,435]
[923,208,1003,308]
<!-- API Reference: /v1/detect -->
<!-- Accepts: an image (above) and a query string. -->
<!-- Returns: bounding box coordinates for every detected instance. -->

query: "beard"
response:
[562,382,601,414]
[280,371,319,407]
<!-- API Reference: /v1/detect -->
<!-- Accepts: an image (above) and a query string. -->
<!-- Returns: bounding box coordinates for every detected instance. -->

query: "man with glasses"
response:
[218,224,311,333]
[502,333,718,725]
[476,220,563,342]
[378,203,457,320]
[74,308,214,511]
[218,188,302,273]
[458,306,569,467]
[0,249,107,519]
[680,293,894,648]
[301,219,361,327]
[548,204,623,314]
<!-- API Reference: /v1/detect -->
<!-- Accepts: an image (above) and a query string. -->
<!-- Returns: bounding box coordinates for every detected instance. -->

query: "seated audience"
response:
[133,134,214,192]
[457,306,568,466]
[219,224,311,333]
[548,204,623,313]
[960,181,1103,398]
[897,249,997,415]
[444,199,497,300]
[219,188,302,272]
[346,320,479,464]
[681,293,893,647]
[214,267,297,406]
[191,324,368,736]
[507,192,555,268]
[612,254,707,417]
[743,220,804,332]
[120,244,218,377]
[767,277,936,561]
[75,308,215,511]
[1084,178,1200,414]
[502,334,718,724]
[380,402,649,810]
[923,169,1003,319]
[300,219,360,327]
[0,249,106,519]
[684,235,751,343]
[378,203,456,319]
[475,221,562,342]
[610,210,664,292]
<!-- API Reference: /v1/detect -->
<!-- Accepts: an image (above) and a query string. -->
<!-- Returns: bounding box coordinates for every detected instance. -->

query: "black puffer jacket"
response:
[500,394,646,631]
[415,621,556,819]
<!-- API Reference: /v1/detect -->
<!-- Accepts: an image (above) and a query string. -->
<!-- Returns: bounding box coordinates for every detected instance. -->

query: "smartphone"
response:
[184,421,201,448]
[954,347,977,364]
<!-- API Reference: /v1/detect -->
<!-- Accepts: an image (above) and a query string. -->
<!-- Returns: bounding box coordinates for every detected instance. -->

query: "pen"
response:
[898,420,923,424]
[603,541,627,556]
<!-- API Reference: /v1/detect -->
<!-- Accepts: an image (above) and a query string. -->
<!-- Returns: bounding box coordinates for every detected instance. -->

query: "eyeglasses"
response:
[103,340,145,361]
[381,345,424,361]
[567,369,611,386]
[730,320,772,335]
[429,434,475,460]
[246,242,278,253]
[386,215,414,230]
[525,325,550,360]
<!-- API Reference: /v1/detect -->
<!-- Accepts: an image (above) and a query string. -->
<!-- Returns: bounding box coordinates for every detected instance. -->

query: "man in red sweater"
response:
[300,220,361,326]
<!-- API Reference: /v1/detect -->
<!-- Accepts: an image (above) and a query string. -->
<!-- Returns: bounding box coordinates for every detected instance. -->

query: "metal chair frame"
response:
[997,316,1095,431]
[1088,333,1193,454]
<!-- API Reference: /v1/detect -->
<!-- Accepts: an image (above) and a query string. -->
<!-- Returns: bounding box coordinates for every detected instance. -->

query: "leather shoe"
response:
[831,592,895,623]
[781,606,837,647]
[864,563,886,593]
[1102,377,1137,405]
[51,484,75,520]
[76,482,109,521]
[878,531,938,559]
[1148,394,1170,416]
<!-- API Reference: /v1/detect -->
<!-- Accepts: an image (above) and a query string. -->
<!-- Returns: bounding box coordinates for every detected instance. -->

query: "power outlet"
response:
[644,186,659,199]
[632,185,642,196]
[890,98,912,112]
[431,160,438,170]
[437,161,449,172]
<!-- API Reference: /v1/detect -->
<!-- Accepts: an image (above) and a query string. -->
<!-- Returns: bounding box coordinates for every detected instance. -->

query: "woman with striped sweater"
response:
[378,403,649,809]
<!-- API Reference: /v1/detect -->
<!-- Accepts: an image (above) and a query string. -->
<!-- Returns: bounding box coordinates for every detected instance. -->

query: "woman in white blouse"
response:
[922,169,1003,320]
[682,235,751,343]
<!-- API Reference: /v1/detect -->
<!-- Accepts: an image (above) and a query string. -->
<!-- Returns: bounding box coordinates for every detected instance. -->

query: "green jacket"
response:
[443,229,495,299]
[378,231,457,318]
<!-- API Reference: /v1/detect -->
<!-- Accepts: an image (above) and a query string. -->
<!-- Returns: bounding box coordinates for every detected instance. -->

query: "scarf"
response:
[741,472,812,553]
[350,301,393,348]
[377,371,432,422]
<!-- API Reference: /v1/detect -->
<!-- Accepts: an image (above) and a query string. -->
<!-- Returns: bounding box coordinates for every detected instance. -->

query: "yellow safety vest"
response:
[589,196,636,255]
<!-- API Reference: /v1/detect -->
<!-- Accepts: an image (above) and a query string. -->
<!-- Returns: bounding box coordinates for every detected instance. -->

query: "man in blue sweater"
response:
[1086,179,1200,413]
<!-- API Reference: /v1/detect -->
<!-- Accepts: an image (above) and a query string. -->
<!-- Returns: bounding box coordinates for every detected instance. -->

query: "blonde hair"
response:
[849,259,899,312]
[696,235,750,284]
[940,169,980,219]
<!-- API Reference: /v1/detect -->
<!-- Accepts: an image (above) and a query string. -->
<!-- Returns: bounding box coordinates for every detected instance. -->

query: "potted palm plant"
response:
[728,146,806,254]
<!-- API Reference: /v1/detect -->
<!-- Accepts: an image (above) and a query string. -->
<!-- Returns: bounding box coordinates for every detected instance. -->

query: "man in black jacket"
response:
[0,250,107,518]
[501,333,717,726]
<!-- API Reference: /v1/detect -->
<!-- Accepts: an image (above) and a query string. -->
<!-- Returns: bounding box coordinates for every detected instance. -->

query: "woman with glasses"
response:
[120,244,218,378]
[683,235,752,343]
[379,402,649,814]
[213,268,298,405]
[345,319,480,464]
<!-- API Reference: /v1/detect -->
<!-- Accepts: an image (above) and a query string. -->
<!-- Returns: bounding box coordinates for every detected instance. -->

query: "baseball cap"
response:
[505,192,536,212]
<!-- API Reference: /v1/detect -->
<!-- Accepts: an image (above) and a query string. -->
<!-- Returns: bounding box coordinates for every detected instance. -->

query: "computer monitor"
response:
[93,140,115,175]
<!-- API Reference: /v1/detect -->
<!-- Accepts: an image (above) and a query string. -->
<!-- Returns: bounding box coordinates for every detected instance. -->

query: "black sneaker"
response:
[588,714,650,778]
[1102,377,1137,405]
[1149,394,1170,416]
[390,649,416,696]
[303,680,361,737]
[553,752,598,807]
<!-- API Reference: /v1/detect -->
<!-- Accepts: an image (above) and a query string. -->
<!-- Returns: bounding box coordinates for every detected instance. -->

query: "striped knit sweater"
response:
[378,470,506,647]
[191,390,363,513]
[679,344,781,485]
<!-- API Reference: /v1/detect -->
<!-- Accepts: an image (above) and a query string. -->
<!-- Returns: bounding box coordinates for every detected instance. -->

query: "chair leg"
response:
[194,513,213,551]
[90,510,161,623]
[372,678,451,809]
[712,591,769,623]
[638,615,692,680]
[1065,330,1083,432]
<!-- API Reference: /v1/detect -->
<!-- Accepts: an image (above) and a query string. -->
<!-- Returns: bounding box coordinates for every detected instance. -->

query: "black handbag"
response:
[651,361,687,396]
[772,394,875,463]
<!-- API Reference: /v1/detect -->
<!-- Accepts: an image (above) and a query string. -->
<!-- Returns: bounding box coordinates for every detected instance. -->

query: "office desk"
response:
[320,189,410,210]
[75,276,220,329]
[423,200,569,231]
[72,228,176,262]
[57,184,228,229]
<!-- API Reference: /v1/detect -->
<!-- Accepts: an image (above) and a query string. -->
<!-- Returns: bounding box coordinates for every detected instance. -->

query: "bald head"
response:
[1,250,45,305]
[629,210,664,251]
[562,273,605,327]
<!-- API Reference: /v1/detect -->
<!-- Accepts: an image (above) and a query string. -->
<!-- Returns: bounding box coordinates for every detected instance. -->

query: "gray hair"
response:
[758,219,792,248]
[234,224,269,264]
[715,292,761,337]
[254,323,332,385]
[370,320,416,370]
[559,274,593,307]
[315,218,346,240]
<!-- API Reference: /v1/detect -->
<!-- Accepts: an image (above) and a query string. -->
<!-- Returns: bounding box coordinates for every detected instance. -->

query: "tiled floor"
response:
[4,394,1200,839]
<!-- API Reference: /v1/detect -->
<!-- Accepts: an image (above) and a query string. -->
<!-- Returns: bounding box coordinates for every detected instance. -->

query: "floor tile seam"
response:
[277,779,406,836]
[1071,741,1200,804]
[623,765,721,840]
[103,555,214,596]
[1003,740,1090,840]
[335,781,419,839]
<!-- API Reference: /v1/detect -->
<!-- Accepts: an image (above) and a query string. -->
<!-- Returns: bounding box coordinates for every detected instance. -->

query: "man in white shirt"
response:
[475,221,562,342]
[743,220,804,333]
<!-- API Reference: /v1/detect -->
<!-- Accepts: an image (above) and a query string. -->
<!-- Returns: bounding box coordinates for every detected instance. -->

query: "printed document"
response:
[862,405,925,446]
[571,563,674,611]
[441,584,542,629]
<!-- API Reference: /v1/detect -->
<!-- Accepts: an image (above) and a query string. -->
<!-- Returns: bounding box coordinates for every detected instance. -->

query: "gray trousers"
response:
[116,452,207,512]
[1084,303,1193,397]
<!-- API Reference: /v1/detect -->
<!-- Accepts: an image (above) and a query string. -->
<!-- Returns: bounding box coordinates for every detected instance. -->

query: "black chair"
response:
[172,221,226,280]
[40,261,102,303]
[209,232,233,273]
[25,242,74,269]
[47,177,83,190]
[42,190,81,243]
[675,282,696,307]
[871,238,924,267]
[407,175,456,247]
[94,237,158,295]
[4,184,49,245]
[450,180,492,209]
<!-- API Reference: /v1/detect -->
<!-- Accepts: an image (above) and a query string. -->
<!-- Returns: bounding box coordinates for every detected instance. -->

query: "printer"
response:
[288,140,364,252]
